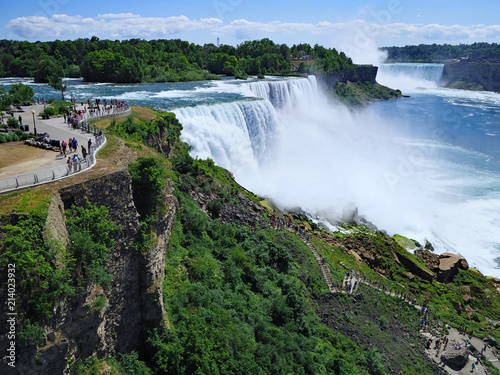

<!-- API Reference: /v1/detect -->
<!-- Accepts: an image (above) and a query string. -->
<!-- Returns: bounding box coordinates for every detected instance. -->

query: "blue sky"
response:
[2,0,499,64]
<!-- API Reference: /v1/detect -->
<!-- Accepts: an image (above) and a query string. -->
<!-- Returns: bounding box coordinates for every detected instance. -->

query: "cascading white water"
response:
[242,76,318,109]
[377,63,445,92]
[174,76,438,229]
[173,99,280,176]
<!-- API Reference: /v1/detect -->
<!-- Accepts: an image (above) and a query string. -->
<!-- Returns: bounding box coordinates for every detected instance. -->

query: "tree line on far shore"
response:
[0,37,353,84]
[382,42,500,63]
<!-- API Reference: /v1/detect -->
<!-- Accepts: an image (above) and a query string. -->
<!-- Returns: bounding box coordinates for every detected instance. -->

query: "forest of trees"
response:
[382,42,500,63]
[0,38,353,83]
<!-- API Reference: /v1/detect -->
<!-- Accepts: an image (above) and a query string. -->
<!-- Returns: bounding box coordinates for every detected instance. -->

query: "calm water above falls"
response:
[3,68,500,277]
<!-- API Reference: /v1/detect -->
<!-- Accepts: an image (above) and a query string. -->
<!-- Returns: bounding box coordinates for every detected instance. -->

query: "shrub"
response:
[207,198,224,218]
[7,117,19,128]
[18,321,46,346]
[0,215,74,317]
[55,102,71,115]
[40,106,55,118]
[66,203,118,288]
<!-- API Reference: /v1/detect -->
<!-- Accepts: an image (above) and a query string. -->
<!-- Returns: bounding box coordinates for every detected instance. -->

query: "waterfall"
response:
[173,77,318,175]
[377,63,445,91]
[241,76,318,109]
[173,99,281,176]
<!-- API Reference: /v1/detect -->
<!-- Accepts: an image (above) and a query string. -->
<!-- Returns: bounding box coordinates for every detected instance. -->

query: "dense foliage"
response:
[147,153,387,374]
[0,202,117,320]
[66,203,118,288]
[382,42,500,63]
[0,214,74,317]
[0,37,353,83]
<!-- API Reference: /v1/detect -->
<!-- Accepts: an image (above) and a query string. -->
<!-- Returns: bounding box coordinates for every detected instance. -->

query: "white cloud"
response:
[97,13,141,19]
[215,19,500,41]
[7,14,223,39]
[6,13,500,46]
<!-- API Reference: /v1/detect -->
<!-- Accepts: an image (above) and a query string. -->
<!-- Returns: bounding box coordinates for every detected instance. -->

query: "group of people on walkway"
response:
[63,99,129,128]
[269,213,309,241]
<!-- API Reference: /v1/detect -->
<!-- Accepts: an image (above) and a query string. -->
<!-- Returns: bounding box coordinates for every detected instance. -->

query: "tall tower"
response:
[217,37,220,47]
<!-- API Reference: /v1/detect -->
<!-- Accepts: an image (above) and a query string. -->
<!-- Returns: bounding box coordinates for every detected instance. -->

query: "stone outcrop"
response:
[44,192,69,248]
[189,178,266,229]
[395,252,434,282]
[445,346,469,369]
[3,170,177,374]
[442,62,500,92]
[316,65,378,91]
[414,249,469,283]
[437,253,469,283]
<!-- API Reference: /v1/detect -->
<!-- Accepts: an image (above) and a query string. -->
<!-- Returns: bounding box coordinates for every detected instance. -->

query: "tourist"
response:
[81,146,87,159]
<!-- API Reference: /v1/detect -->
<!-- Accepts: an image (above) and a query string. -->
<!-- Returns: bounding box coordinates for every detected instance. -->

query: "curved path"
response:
[0,103,130,193]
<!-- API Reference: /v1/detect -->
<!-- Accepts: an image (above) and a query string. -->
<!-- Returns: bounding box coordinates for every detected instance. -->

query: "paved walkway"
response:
[1,103,130,192]
[8,103,96,173]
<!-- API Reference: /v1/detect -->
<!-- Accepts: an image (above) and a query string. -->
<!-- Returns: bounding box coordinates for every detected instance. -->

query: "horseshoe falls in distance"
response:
[173,74,500,278]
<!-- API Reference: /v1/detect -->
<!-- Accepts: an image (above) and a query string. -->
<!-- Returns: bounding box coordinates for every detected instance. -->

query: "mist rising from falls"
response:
[377,63,445,92]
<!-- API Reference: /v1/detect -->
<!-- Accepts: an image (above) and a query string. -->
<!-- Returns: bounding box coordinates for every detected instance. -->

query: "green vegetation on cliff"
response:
[334,81,402,106]
[445,80,485,91]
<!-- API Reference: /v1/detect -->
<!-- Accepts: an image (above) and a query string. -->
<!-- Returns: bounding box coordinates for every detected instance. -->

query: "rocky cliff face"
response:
[442,63,500,92]
[316,65,379,90]
[2,170,177,374]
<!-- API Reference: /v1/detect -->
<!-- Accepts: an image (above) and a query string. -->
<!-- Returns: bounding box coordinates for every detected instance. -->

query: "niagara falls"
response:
[8,62,499,278]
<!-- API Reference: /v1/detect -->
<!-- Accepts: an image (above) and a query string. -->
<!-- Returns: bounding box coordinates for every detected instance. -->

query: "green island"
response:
[1,105,499,374]
[0,38,353,83]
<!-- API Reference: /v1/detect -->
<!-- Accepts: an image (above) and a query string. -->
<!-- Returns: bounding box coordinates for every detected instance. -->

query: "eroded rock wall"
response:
[2,170,177,374]
[442,63,500,92]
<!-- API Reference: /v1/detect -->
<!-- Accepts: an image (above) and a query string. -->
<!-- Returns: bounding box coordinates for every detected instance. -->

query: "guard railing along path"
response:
[0,106,130,194]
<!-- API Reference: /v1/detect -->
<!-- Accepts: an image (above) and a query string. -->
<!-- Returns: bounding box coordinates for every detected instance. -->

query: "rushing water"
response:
[2,68,500,277]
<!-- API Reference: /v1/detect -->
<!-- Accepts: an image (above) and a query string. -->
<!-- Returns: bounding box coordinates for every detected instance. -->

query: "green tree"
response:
[129,156,167,217]
[8,83,34,105]
[34,58,58,83]
[0,85,13,111]
[49,70,67,101]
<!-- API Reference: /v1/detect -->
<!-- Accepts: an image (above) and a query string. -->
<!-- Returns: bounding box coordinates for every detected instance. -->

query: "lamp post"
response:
[31,109,36,136]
